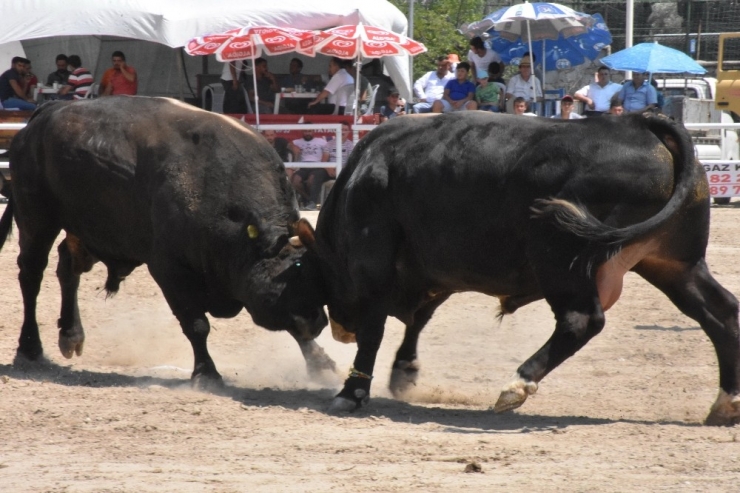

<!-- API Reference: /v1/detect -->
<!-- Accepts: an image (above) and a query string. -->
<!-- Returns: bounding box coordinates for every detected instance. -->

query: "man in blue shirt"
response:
[431,61,477,113]
[0,56,37,111]
[618,72,657,114]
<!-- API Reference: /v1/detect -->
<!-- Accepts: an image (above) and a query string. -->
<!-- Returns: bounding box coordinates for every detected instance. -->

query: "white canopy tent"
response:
[0,0,414,100]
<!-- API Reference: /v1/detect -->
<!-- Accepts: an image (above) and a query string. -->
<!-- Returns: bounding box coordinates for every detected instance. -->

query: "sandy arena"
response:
[1,205,739,492]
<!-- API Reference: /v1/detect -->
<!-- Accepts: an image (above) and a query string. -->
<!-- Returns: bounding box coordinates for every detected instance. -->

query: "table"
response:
[273,91,319,114]
[33,86,60,102]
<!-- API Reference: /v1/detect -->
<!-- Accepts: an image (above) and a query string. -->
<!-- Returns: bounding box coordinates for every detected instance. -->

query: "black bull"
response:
[1,97,334,384]
[296,111,740,425]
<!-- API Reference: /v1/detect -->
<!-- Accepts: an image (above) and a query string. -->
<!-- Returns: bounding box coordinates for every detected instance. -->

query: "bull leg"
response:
[635,258,740,426]
[56,236,97,358]
[16,227,61,361]
[389,295,449,397]
[494,286,605,413]
[148,264,222,388]
[328,305,388,413]
[288,330,338,379]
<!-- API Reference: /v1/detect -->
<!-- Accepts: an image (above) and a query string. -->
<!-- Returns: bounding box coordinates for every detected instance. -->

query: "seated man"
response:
[412,55,455,114]
[46,54,71,86]
[280,58,310,114]
[307,57,353,115]
[57,55,93,100]
[100,51,137,96]
[431,61,477,113]
[379,87,406,122]
[0,56,37,111]
[244,57,279,114]
[289,125,328,210]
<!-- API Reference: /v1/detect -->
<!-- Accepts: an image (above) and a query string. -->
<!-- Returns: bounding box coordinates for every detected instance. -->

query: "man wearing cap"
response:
[617,71,657,114]
[467,37,503,86]
[505,55,543,111]
[412,56,455,114]
[379,87,406,122]
[574,66,622,116]
[551,95,584,120]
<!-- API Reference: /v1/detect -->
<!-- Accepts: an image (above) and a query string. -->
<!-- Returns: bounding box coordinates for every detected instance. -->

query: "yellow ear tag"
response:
[247,225,259,239]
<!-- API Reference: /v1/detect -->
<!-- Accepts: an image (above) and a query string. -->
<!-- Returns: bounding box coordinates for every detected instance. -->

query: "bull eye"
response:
[247,225,259,239]
[295,261,301,267]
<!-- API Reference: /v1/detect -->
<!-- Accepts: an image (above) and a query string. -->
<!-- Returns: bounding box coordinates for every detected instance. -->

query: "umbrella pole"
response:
[355,57,362,122]
[251,37,260,129]
[526,20,536,114]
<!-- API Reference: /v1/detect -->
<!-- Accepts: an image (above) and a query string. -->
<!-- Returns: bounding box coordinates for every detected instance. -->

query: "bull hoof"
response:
[191,372,224,391]
[327,389,370,414]
[494,378,538,413]
[306,348,339,380]
[389,360,420,397]
[705,390,740,426]
[58,333,85,359]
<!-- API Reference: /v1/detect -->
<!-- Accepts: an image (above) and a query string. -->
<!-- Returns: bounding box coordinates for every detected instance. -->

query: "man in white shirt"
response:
[574,66,622,116]
[307,57,354,115]
[505,55,543,111]
[290,125,329,210]
[467,37,502,84]
[412,56,455,113]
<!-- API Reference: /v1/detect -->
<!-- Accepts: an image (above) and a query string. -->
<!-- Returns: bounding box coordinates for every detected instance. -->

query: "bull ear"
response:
[296,218,316,248]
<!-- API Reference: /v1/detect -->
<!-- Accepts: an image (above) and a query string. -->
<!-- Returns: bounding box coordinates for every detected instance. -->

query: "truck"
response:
[657,76,739,204]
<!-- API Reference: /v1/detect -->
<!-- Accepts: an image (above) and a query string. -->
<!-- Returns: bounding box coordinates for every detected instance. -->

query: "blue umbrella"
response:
[461,2,612,93]
[601,42,706,74]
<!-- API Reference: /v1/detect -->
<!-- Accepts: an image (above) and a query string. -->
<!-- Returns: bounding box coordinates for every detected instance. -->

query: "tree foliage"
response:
[388,0,488,80]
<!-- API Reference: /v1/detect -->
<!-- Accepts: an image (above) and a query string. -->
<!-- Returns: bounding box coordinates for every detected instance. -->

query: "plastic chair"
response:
[201,83,225,113]
[332,84,356,115]
[83,83,99,99]
[362,84,381,116]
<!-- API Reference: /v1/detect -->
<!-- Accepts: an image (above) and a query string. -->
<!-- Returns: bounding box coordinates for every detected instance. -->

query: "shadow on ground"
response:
[0,359,702,432]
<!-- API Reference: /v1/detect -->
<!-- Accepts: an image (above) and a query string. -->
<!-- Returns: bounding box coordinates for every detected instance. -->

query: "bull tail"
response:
[531,114,700,269]
[0,186,13,252]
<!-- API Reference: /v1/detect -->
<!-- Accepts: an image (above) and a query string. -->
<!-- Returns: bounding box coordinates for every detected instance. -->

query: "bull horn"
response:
[289,236,303,247]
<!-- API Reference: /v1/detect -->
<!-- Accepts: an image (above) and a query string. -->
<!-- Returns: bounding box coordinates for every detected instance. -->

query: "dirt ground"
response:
[1,203,740,492]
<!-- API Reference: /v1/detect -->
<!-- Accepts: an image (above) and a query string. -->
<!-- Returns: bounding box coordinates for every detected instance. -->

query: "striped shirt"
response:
[68,67,93,100]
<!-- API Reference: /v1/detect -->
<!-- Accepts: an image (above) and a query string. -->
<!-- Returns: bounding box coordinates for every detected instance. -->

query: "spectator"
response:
[46,54,71,86]
[618,71,657,114]
[290,125,328,210]
[322,122,355,167]
[244,57,279,114]
[412,55,455,114]
[22,62,39,101]
[261,129,294,164]
[221,60,248,114]
[361,59,395,113]
[280,58,312,114]
[379,87,406,122]
[574,66,622,116]
[512,96,536,116]
[0,56,37,110]
[431,61,477,113]
[58,55,93,100]
[447,53,460,73]
[467,37,502,85]
[475,68,502,112]
[650,78,665,111]
[307,57,353,115]
[505,55,543,110]
[551,95,584,119]
[609,100,625,116]
[101,51,137,96]
[487,61,506,85]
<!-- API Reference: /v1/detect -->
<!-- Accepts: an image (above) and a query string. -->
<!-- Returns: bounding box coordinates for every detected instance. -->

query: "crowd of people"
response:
[0,51,138,110]
[410,36,660,119]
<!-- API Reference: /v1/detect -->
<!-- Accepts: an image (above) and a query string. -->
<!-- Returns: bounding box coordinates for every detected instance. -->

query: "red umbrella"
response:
[298,23,426,120]
[186,26,316,126]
